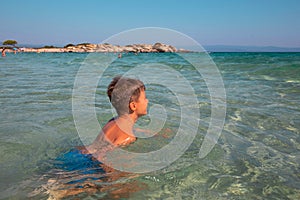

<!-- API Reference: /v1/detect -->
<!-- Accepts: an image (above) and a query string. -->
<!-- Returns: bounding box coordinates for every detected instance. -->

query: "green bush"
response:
[77,42,91,46]
[43,45,56,48]
[3,40,18,46]
[64,43,75,48]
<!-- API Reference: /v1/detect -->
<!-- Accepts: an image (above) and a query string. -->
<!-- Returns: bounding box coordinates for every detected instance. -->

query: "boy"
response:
[80,76,148,157]
[36,76,148,199]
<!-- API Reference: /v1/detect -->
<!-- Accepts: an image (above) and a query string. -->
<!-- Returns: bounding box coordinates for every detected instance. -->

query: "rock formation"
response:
[1,43,191,53]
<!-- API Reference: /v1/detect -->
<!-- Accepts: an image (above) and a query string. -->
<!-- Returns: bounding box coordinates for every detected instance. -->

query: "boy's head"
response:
[107,76,146,116]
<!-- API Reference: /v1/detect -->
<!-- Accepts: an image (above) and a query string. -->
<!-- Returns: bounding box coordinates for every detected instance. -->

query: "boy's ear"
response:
[129,102,136,111]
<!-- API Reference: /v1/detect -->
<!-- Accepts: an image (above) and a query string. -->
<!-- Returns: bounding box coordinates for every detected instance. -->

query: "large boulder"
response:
[123,45,137,53]
[153,43,177,52]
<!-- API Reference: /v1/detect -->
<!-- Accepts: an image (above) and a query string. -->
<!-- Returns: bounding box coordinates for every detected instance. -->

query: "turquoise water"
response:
[0,52,299,199]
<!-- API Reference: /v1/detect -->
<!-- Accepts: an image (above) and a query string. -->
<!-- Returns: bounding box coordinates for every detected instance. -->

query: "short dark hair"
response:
[107,76,145,115]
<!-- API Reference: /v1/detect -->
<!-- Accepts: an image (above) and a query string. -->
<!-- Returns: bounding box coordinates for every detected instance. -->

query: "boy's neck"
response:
[115,114,137,136]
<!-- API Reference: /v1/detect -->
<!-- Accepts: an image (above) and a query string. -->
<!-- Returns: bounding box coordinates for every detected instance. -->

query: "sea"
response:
[0,52,299,199]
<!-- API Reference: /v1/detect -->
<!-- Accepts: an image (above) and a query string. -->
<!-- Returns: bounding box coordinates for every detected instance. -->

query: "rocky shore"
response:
[1,43,191,53]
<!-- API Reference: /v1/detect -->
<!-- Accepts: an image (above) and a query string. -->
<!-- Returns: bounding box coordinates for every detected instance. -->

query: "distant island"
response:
[204,45,300,52]
[2,42,300,53]
[1,42,191,53]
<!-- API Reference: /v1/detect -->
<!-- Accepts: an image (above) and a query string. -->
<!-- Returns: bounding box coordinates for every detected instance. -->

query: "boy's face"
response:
[135,90,148,117]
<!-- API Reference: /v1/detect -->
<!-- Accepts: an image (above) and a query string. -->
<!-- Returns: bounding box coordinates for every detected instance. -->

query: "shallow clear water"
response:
[0,52,299,199]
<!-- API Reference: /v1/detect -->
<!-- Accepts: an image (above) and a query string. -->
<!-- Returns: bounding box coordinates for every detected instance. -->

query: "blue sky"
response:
[1,0,300,47]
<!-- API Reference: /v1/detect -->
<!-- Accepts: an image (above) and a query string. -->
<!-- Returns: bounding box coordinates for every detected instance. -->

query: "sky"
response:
[1,0,300,47]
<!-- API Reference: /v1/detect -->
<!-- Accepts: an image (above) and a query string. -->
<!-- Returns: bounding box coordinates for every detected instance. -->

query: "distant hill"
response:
[203,45,300,52]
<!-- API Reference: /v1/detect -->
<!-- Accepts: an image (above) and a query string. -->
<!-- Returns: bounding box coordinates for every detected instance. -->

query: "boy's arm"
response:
[134,127,153,134]
[134,127,173,138]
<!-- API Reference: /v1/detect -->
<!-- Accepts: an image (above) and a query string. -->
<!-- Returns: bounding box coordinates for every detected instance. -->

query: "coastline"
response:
[1,43,191,53]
